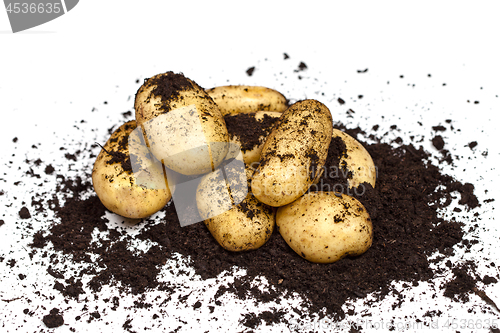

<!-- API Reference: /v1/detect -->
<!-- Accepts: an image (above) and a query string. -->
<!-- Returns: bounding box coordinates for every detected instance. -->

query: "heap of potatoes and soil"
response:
[92,71,377,264]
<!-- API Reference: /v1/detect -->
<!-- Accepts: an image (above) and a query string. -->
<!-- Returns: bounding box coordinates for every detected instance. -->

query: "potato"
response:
[206,85,287,116]
[135,71,229,176]
[225,111,282,166]
[196,160,274,252]
[251,99,333,207]
[333,129,376,189]
[276,192,373,263]
[92,121,171,219]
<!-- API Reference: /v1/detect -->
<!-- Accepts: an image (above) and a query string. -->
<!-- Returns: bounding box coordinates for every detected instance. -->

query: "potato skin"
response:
[196,163,275,252]
[92,121,171,219]
[134,72,229,176]
[276,192,373,264]
[333,129,376,189]
[206,85,287,116]
[251,99,333,207]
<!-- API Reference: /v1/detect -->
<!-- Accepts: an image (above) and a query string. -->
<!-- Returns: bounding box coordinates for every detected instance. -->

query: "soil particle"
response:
[43,308,64,328]
[297,62,308,71]
[432,135,445,150]
[246,67,255,76]
[432,125,447,132]
[19,207,31,219]
[44,164,55,175]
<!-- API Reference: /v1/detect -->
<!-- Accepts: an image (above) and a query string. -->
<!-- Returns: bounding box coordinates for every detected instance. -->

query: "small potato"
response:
[135,72,229,176]
[206,85,287,116]
[333,129,376,189]
[92,121,171,219]
[202,194,275,252]
[224,111,282,166]
[276,192,372,264]
[251,99,333,207]
[196,161,274,252]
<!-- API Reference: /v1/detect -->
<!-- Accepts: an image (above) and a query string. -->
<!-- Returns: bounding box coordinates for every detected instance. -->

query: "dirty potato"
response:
[251,99,333,207]
[92,121,171,219]
[196,161,275,252]
[206,85,287,116]
[135,72,229,176]
[333,129,376,189]
[276,191,373,264]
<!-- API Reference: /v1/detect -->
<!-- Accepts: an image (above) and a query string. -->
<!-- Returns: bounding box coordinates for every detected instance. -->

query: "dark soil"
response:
[27,119,485,326]
[11,65,495,331]
[19,207,31,219]
[224,112,281,152]
[137,71,196,113]
[42,308,64,328]
[246,67,255,76]
[432,135,445,150]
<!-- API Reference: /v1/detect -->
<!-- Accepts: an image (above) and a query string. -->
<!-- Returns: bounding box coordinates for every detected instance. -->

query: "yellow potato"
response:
[92,121,171,219]
[276,192,373,264]
[333,129,376,189]
[135,71,229,176]
[206,85,287,116]
[196,161,275,252]
[225,111,282,166]
[251,99,333,207]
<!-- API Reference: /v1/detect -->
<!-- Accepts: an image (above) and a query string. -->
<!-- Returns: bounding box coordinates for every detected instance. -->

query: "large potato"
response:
[224,111,282,166]
[251,99,333,207]
[333,129,376,189]
[92,121,171,219]
[206,85,287,116]
[135,71,229,176]
[196,161,275,252]
[276,192,373,264]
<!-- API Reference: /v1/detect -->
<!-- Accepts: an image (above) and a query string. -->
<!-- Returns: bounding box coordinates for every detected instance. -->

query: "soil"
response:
[18,207,31,219]
[26,117,489,328]
[432,135,445,150]
[297,62,308,71]
[246,67,255,76]
[224,113,281,152]
[5,66,496,331]
[138,71,196,113]
[42,308,64,328]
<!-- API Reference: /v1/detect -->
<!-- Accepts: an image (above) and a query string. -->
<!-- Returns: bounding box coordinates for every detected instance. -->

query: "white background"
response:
[1,1,499,332]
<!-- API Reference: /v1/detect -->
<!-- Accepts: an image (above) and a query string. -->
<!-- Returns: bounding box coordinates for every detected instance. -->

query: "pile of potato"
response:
[92,71,376,264]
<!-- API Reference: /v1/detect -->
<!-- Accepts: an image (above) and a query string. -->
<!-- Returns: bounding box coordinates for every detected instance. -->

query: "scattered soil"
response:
[432,135,445,150]
[4,65,496,332]
[42,308,64,328]
[26,120,485,326]
[469,141,478,149]
[246,67,255,76]
[297,62,308,71]
[18,207,31,219]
